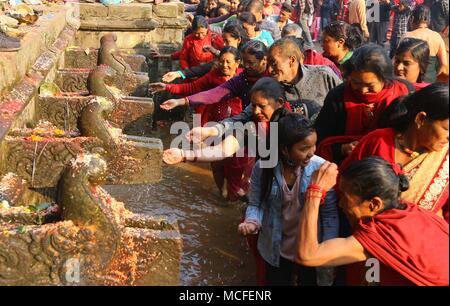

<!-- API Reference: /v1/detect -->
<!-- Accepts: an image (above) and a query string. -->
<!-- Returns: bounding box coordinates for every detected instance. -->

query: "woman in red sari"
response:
[394,38,431,90]
[179,15,225,69]
[315,44,414,165]
[297,157,449,286]
[341,83,449,221]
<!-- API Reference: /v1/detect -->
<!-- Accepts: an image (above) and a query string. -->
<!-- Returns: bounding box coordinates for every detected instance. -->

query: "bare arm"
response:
[437,36,449,78]
[163,134,242,165]
[296,162,368,267]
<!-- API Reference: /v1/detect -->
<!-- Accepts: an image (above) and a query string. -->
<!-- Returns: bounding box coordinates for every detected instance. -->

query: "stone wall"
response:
[0,6,77,144]
[74,2,187,54]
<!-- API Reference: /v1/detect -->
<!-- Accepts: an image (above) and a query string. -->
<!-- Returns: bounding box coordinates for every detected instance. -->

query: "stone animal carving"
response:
[0,154,181,285]
[98,33,132,75]
[87,64,115,99]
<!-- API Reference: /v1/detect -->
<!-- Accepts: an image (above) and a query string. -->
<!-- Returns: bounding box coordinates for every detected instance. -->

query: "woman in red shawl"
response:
[297,157,449,286]
[315,44,414,165]
[341,83,449,221]
[149,46,243,126]
[179,15,224,69]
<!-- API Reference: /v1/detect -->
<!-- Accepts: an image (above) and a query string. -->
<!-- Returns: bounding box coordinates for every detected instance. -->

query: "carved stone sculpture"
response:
[2,96,161,188]
[0,154,182,285]
[98,33,133,75]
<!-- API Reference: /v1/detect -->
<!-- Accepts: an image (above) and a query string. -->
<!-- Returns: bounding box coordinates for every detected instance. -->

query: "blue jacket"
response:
[245,155,339,267]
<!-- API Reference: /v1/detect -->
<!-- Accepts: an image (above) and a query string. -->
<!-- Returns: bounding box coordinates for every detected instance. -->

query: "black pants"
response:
[265,257,317,286]
[369,21,390,45]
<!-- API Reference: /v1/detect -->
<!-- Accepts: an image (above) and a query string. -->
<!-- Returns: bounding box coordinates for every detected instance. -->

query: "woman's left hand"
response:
[311,161,338,193]
[163,148,184,165]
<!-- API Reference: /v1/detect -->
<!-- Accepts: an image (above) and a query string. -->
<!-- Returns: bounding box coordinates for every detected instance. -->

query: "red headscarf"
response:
[344,80,410,136]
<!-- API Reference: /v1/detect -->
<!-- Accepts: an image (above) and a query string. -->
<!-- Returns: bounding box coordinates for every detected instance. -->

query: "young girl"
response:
[238,111,339,286]
[238,12,275,47]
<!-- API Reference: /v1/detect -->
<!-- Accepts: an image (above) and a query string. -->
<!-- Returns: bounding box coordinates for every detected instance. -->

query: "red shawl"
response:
[353,203,449,286]
[179,31,224,69]
[341,128,449,217]
[344,80,410,136]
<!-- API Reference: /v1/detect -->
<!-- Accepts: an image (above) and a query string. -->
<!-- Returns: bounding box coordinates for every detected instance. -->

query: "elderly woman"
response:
[297,156,449,285]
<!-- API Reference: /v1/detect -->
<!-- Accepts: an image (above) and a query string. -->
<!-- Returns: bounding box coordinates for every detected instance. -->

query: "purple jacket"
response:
[187,71,257,108]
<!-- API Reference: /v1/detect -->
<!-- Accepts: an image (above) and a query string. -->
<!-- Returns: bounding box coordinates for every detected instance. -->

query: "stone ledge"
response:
[80,17,160,31]
[108,3,153,20]
[79,3,109,18]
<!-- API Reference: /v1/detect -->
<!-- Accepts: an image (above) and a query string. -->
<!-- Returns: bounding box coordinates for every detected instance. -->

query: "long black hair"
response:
[192,15,209,31]
[240,39,267,60]
[219,45,242,61]
[323,21,364,51]
[341,157,409,212]
[342,44,394,82]
[260,113,315,201]
[382,82,449,132]
[223,21,249,47]
[238,11,260,31]
[394,38,430,83]
[409,4,431,28]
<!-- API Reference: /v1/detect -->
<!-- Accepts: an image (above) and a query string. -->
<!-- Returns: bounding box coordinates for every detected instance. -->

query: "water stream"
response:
[105,127,256,286]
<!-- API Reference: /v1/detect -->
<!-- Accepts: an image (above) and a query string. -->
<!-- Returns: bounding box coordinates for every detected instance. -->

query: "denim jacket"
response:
[245,155,339,268]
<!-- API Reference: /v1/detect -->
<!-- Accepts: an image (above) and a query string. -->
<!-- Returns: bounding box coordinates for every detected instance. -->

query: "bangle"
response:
[177,70,186,79]
[306,184,327,205]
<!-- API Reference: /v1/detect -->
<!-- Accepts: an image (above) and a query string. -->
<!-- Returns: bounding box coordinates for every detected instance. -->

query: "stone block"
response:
[108,3,153,20]
[153,2,180,18]
[79,3,109,18]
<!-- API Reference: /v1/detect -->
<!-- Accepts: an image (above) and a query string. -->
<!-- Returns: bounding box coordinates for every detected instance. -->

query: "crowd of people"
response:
[150,0,449,286]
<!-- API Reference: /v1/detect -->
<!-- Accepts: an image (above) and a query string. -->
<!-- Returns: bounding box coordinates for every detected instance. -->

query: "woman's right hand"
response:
[160,98,187,110]
[163,148,184,165]
[186,126,219,144]
[238,222,258,236]
[162,71,181,83]
[150,49,170,60]
[148,82,167,94]
[341,141,358,157]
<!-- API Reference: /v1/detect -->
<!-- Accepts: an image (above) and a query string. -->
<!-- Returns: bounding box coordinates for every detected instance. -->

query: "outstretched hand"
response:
[163,148,184,165]
[162,71,181,83]
[238,222,258,236]
[160,98,187,111]
[148,82,167,94]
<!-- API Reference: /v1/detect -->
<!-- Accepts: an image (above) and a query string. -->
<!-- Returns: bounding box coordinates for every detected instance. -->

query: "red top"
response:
[179,31,224,69]
[353,202,449,286]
